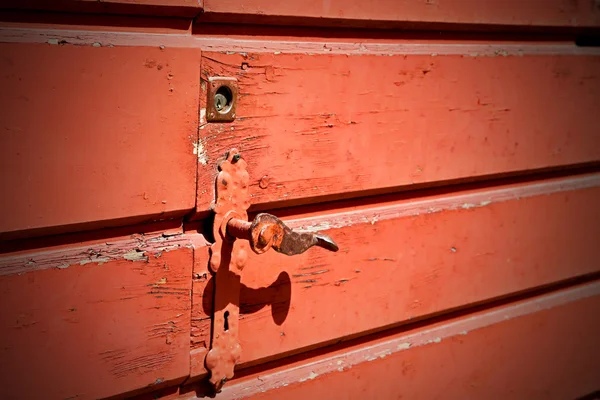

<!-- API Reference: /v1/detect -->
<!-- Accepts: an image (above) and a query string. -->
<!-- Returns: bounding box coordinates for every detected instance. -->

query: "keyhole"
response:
[214,86,233,114]
[214,93,227,111]
[223,311,230,331]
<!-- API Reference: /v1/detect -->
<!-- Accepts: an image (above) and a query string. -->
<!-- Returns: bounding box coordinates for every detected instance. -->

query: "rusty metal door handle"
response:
[205,149,338,392]
[226,213,339,255]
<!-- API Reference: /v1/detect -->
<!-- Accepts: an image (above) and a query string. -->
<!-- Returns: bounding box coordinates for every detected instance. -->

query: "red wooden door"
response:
[0,2,599,399]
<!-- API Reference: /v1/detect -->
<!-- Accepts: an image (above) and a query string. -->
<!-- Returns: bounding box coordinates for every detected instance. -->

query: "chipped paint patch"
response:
[299,371,319,382]
[123,249,148,262]
[427,337,442,344]
[0,232,193,276]
[199,108,206,124]
[193,139,208,165]
[123,249,148,261]
[79,256,110,265]
[298,221,331,232]
[285,174,600,232]
[397,342,412,350]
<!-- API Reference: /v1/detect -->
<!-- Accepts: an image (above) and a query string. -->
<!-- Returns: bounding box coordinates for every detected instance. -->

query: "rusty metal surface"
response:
[206,150,338,392]
[206,77,238,123]
[227,213,339,256]
[205,149,249,392]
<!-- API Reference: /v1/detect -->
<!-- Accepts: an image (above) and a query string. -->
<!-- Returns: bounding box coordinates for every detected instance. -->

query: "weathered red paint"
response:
[216,280,600,399]
[195,51,600,216]
[0,233,194,400]
[1,0,204,18]
[0,43,201,239]
[0,9,599,400]
[201,0,600,29]
[189,173,600,373]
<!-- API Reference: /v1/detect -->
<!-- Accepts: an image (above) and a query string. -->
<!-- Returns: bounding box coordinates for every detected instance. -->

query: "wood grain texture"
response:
[202,0,600,29]
[0,43,201,239]
[0,234,194,400]
[196,52,600,215]
[218,281,600,400]
[190,174,600,371]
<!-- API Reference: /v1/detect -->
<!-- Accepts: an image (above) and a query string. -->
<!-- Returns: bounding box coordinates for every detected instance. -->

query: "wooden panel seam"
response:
[201,0,600,29]
[285,173,600,231]
[3,27,600,56]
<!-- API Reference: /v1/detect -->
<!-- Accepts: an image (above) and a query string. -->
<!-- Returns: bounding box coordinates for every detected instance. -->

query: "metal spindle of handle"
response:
[225,213,339,256]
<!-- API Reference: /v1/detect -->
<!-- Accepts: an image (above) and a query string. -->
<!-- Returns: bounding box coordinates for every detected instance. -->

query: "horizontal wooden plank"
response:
[217,280,600,399]
[201,0,600,29]
[189,174,600,375]
[1,0,203,18]
[0,232,194,400]
[0,43,201,239]
[196,51,600,215]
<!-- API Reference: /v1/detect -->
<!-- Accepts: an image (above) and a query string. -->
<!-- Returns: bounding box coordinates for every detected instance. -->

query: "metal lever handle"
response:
[226,213,339,256]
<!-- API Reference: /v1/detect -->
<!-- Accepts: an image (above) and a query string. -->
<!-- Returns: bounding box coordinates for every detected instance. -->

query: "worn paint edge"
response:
[0,232,204,276]
[194,38,600,56]
[286,173,600,232]
[204,280,600,399]
[2,27,600,56]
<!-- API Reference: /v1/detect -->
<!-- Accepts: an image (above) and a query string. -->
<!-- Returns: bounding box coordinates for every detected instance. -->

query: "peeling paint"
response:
[299,371,319,382]
[79,256,110,266]
[1,232,192,276]
[283,175,600,233]
[397,342,412,350]
[123,249,148,262]
[299,222,331,232]
[193,139,208,165]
